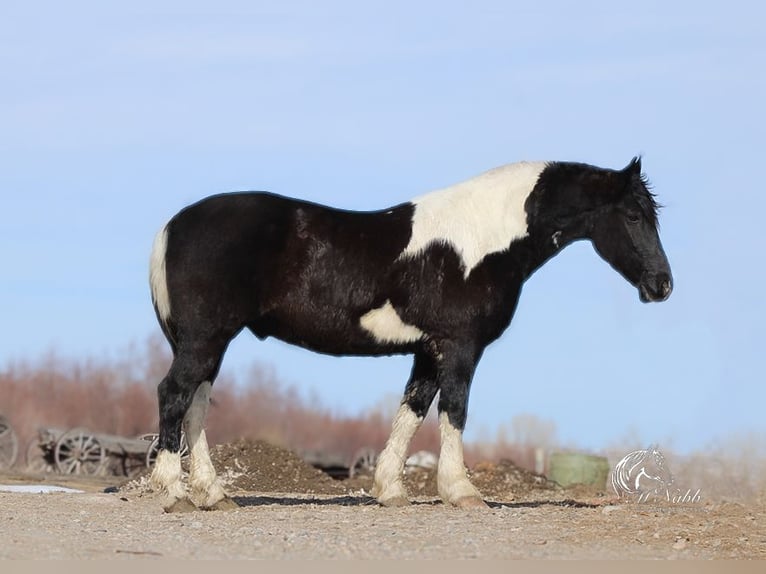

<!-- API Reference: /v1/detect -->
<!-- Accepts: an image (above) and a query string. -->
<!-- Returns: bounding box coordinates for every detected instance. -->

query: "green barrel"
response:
[547,452,610,488]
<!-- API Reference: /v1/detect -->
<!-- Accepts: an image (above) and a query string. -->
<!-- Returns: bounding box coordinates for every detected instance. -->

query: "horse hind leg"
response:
[150,343,228,512]
[184,381,238,510]
[150,370,194,512]
[151,449,193,512]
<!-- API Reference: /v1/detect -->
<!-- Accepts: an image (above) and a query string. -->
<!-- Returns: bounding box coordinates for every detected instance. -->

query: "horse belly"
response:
[254,305,414,357]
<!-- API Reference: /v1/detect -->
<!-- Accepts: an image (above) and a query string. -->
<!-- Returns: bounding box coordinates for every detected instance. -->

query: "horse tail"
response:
[149,225,172,330]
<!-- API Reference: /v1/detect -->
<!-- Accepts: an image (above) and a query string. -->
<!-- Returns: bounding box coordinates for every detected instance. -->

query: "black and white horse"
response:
[148,157,672,511]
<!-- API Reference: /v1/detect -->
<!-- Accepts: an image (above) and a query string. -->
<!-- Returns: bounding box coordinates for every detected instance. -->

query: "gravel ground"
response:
[2,489,762,559]
[1,439,764,559]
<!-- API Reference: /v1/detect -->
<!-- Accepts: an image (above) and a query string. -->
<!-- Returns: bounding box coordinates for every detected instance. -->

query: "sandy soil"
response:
[1,438,764,559]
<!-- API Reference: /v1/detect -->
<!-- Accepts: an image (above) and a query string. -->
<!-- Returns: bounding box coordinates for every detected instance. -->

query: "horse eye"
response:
[626,212,641,224]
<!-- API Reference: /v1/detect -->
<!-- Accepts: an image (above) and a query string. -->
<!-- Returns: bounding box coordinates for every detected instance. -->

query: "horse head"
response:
[589,157,673,303]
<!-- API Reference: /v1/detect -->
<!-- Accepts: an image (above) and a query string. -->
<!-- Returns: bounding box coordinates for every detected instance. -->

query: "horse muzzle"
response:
[639,272,673,303]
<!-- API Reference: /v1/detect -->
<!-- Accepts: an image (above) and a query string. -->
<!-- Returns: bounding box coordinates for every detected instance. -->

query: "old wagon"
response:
[25,427,187,477]
[300,446,378,479]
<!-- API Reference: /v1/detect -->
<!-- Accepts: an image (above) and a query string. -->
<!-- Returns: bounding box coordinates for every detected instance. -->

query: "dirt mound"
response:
[471,459,562,500]
[209,438,345,495]
[210,439,567,502]
[333,457,561,502]
[121,438,593,503]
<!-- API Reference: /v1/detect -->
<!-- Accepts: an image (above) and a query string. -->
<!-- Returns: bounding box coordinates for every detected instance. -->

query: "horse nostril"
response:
[660,280,672,298]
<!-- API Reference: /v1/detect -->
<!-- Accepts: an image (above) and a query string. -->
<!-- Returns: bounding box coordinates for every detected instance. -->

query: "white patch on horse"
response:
[437,412,483,504]
[372,404,422,503]
[184,381,228,508]
[360,300,424,344]
[150,450,185,502]
[149,226,171,324]
[400,161,546,278]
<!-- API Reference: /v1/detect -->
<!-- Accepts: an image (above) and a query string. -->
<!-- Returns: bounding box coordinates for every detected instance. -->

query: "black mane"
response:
[632,161,662,224]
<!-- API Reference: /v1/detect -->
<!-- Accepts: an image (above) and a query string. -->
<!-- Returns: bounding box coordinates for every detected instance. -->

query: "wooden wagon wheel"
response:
[54,428,106,475]
[145,431,189,468]
[0,415,19,470]
[348,447,377,478]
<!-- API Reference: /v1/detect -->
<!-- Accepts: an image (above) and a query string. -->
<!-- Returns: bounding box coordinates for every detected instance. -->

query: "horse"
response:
[148,156,672,512]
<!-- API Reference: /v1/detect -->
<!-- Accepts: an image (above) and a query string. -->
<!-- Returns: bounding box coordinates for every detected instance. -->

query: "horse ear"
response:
[625,156,642,177]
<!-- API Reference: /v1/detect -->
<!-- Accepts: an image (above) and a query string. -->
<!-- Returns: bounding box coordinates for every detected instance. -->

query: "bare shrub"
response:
[0,335,441,467]
[3,336,764,504]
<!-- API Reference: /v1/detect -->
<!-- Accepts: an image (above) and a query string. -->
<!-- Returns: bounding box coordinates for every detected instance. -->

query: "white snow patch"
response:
[0,484,85,494]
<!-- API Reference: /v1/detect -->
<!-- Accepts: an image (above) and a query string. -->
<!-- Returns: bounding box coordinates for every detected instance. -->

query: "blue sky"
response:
[1,1,764,454]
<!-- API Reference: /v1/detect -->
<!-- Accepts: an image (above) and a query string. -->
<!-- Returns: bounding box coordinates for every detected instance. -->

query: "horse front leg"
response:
[435,343,487,509]
[373,350,439,506]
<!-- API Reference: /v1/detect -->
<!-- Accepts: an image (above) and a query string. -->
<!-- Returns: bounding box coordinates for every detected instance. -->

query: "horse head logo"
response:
[611,444,674,501]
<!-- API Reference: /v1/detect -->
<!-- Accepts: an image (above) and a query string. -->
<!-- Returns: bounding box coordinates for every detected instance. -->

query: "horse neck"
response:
[516,227,582,281]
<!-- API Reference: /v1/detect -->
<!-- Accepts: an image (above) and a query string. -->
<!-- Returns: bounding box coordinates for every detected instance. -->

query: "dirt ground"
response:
[1,438,764,559]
